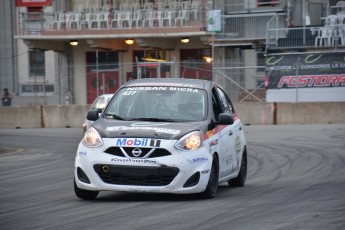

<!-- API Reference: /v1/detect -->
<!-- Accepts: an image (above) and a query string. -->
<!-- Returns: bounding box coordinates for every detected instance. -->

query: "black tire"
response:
[228,148,247,187]
[201,155,219,199]
[74,179,99,200]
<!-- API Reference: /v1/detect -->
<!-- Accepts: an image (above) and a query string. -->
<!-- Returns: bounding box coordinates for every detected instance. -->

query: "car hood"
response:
[92,118,208,140]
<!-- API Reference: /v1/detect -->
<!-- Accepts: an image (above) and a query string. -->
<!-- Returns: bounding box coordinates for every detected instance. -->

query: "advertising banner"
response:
[265,53,345,102]
[265,53,345,89]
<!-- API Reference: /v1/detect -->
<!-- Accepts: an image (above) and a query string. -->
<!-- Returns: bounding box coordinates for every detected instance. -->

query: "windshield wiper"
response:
[128,118,175,122]
[103,114,124,120]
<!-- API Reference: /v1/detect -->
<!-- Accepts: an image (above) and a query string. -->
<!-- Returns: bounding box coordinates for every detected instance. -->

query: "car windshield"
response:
[104,86,207,122]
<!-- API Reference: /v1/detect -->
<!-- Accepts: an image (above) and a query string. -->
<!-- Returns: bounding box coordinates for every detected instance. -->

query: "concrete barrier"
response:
[0,105,90,129]
[276,102,345,125]
[234,102,274,125]
[42,105,90,128]
[1,102,345,129]
[0,106,41,129]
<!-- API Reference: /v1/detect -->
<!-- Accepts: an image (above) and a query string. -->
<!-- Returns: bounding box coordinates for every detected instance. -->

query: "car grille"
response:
[94,164,179,186]
[104,147,171,158]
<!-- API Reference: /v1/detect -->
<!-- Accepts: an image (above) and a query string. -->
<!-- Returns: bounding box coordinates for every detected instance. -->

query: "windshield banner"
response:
[265,53,345,89]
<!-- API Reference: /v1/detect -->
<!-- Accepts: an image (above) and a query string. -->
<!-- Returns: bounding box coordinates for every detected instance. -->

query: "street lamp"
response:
[125,39,135,45]
[69,40,78,46]
[180,37,190,43]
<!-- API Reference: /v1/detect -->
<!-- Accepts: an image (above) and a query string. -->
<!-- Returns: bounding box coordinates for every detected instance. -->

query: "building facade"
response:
[0,0,17,98]
[1,0,344,106]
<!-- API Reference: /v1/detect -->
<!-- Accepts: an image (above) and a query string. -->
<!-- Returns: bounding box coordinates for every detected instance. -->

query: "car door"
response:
[217,87,244,174]
[212,87,237,179]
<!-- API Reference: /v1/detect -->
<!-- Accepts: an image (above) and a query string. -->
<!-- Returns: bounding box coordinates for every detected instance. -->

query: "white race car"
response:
[74,78,247,199]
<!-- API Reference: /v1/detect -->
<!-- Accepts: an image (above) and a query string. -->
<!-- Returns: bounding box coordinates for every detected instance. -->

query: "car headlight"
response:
[82,127,103,147]
[175,131,203,151]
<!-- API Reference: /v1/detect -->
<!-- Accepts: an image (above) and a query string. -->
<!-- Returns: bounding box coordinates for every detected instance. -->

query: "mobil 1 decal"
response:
[265,53,345,89]
[115,138,161,147]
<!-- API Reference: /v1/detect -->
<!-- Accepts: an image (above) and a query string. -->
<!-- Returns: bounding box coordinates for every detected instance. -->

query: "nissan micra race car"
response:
[74,78,247,199]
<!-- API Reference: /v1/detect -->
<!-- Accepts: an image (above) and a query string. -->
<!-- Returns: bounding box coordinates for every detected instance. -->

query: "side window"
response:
[212,88,222,120]
[215,87,234,115]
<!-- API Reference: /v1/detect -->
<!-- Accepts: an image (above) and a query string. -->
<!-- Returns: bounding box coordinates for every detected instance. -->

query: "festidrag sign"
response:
[265,53,345,102]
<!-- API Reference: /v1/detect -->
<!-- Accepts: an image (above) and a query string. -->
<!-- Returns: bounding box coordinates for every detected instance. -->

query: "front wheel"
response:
[201,155,219,199]
[228,148,247,187]
[74,179,99,200]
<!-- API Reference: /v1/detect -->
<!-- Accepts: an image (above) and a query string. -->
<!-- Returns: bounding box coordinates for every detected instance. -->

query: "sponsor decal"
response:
[169,87,199,92]
[115,138,161,147]
[125,86,199,93]
[79,151,87,156]
[277,74,345,88]
[201,169,211,174]
[150,139,161,147]
[106,126,180,135]
[111,158,157,164]
[128,82,199,88]
[203,125,226,140]
[266,56,284,65]
[127,86,168,91]
[305,54,323,64]
[131,122,169,127]
[208,139,218,147]
[193,157,208,163]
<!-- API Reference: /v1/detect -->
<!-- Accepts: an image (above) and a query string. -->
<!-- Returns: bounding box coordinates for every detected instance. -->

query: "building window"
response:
[21,84,54,95]
[29,50,45,77]
[86,51,119,72]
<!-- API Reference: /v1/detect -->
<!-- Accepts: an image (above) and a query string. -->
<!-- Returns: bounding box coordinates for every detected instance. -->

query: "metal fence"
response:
[214,13,286,42]
[213,65,266,103]
[222,0,285,14]
[9,58,267,106]
[266,26,345,50]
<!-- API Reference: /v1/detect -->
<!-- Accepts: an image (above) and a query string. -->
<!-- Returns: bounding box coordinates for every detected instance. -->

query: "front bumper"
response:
[74,138,213,194]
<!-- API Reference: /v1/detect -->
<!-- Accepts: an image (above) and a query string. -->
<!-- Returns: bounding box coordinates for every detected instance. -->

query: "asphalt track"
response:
[0,125,345,230]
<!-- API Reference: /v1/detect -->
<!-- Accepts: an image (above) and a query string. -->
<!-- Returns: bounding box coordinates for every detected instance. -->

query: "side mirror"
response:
[87,110,100,121]
[217,113,234,125]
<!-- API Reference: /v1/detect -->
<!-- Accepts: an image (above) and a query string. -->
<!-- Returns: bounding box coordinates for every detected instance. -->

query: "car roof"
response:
[124,78,213,90]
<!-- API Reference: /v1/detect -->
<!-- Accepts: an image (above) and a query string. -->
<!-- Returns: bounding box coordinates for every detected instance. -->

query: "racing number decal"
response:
[123,91,136,96]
